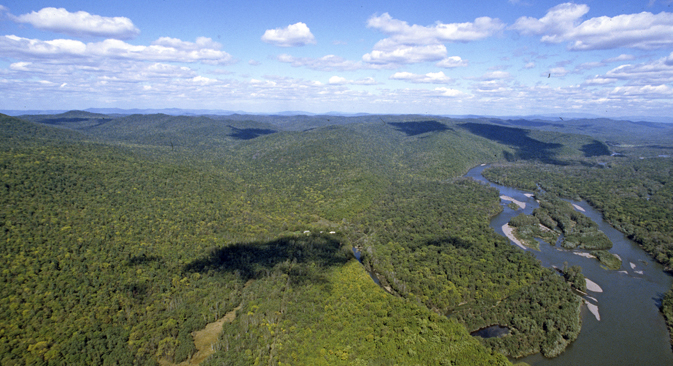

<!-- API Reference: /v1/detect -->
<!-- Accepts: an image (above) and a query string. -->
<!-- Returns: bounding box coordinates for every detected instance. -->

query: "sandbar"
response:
[574,252,596,259]
[502,223,527,250]
[630,262,637,270]
[618,270,628,275]
[539,224,553,232]
[586,302,601,321]
[524,193,534,198]
[585,278,603,293]
[586,295,598,303]
[572,203,586,212]
[500,195,526,209]
[635,270,644,275]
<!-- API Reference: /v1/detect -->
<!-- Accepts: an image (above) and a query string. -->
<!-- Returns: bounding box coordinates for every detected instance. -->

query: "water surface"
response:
[465,164,673,365]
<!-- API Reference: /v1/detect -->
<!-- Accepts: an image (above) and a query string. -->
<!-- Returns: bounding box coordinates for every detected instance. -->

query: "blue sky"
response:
[1,1,673,117]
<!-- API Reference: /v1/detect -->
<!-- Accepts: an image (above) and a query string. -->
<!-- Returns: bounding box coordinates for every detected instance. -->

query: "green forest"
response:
[507,191,613,252]
[482,156,673,343]
[1,111,671,365]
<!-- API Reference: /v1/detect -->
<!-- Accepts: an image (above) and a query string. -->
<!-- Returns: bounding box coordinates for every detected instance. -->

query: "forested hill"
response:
[0,114,85,143]
[1,112,615,365]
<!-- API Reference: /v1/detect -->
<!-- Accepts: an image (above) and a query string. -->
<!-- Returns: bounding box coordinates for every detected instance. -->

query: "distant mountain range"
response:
[1,108,671,123]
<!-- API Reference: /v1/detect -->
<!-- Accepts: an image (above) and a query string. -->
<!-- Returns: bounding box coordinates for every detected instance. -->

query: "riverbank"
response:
[467,163,673,365]
[501,195,526,209]
[502,223,527,250]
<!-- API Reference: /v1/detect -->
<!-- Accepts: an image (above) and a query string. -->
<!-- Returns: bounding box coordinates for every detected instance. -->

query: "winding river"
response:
[465,164,673,365]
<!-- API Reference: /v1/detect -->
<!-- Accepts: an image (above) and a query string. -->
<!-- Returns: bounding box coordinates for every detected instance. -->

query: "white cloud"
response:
[583,77,617,85]
[328,76,377,85]
[603,54,635,63]
[546,67,569,77]
[604,53,673,84]
[511,3,589,37]
[524,62,536,69]
[363,44,447,65]
[152,37,221,51]
[367,13,504,46]
[476,71,512,80]
[609,84,673,97]
[435,56,468,68]
[363,13,503,67]
[434,87,464,97]
[11,7,139,39]
[277,54,364,71]
[261,22,316,47]
[0,35,234,64]
[192,75,219,85]
[511,3,673,50]
[328,76,348,85]
[9,62,32,71]
[249,59,261,66]
[389,71,453,84]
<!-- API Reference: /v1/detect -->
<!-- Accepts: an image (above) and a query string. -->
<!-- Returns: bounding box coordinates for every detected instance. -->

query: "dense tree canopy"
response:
[0,112,639,364]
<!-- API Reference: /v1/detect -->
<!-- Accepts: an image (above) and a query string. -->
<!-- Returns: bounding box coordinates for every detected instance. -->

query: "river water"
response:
[465,164,673,365]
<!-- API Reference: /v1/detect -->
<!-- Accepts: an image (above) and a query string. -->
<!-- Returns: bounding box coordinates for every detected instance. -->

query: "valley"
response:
[1,111,672,365]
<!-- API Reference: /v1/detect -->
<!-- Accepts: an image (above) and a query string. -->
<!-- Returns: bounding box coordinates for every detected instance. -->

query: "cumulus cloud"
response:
[0,35,234,64]
[583,77,617,85]
[261,22,316,47]
[10,61,197,80]
[367,13,504,45]
[328,76,377,85]
[11,7,139,39]
[511,3,589,37]
[364,13,503,66]
[524,62,536,69]
[434,87,465,97]
[609,84,673,98]
[389,71,453,84]
[511,3,673,50]
[277,54,364,71]
[435,56,468,68]
[604,53,673,84]
[363,44,448,65]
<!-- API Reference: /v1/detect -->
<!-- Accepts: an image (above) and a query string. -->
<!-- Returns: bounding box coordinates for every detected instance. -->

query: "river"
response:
[464,164,673,365]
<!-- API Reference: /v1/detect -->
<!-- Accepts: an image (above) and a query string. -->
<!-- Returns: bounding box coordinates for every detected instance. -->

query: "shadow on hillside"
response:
[389,121,452,136]
[498,119,564,129]
[460,123,565,164]
[37,117,112,129]
[127,253,162,266]
[580,141,611,157]
[228,126,277,140]
[184,235,350,285]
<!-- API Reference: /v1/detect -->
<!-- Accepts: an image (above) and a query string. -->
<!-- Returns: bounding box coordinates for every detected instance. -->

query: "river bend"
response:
[465,164,673,366]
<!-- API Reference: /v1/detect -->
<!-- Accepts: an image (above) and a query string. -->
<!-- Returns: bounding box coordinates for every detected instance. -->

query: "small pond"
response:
[471,325,510,339]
